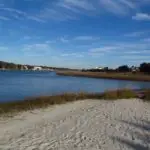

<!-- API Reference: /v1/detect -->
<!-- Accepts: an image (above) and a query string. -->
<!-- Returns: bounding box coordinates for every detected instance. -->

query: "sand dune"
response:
[0,99,150,150]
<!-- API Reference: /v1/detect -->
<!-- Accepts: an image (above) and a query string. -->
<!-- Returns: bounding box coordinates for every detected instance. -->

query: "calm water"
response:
[0,71,150,102]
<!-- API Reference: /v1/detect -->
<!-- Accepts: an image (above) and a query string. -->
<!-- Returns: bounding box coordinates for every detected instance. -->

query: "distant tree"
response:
[116,65,130,72]
[104,67,109,71]
[0,61,5,68]
[139,63,150,74]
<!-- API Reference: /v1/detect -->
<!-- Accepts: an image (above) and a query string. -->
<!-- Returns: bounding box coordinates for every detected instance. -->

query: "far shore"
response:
[56,70,150,82]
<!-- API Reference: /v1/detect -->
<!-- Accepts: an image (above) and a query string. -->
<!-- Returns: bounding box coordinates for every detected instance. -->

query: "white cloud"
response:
[74,36,100,41]
[59,37,69,43]
[23,36,31,40]
[0,7,45,22]
[120,0,136,9]
[61,52,84,58]
[0,8,26,15]
[0,46,8,51]
[59,0,95,11]
[124,31,148,37]
[0,0,149,23]
[22,43,50,52]
[0,16,10,20]
[39,7,77,21]
[132,13,150,21]
[27,16,45,23]
[89,46,118,53]
[37,0,142,21]
[121,55,150,60]
[143,38,150,42]
[45,40,56,44]
[0,0,148,23]
[98,0,134,15]
[123,50,150,54]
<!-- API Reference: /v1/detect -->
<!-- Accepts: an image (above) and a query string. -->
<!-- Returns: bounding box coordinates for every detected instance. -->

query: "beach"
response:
[0,99,150,150]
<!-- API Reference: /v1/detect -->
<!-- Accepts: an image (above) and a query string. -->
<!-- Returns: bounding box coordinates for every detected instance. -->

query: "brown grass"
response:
[102,89,137,100]
[0,89,150,116]
[56,71,150,82]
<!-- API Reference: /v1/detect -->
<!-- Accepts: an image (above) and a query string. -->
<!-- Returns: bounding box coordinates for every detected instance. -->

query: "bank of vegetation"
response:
[56,71,150,82]
[0,89,150,115]
[0,61,79,71]
[56,63,150,82]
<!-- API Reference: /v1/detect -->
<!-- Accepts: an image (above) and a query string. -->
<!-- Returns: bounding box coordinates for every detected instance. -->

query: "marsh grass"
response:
[56,71,150,82]
[0,89,149,116]
[102,89,137,100]
[142,89,150,101]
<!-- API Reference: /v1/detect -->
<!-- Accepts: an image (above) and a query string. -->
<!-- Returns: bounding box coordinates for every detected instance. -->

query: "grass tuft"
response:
[102,89,137,100]
[143,89,150,101]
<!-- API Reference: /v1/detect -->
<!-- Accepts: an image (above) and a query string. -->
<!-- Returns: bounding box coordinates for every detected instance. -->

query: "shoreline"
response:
[0,89,149,116]
[56,71,150,82]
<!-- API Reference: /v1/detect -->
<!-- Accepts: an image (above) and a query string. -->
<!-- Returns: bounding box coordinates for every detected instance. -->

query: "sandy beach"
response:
[0,99,150,150]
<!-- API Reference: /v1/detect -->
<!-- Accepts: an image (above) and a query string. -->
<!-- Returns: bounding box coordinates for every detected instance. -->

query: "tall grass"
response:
[0,89,149,116]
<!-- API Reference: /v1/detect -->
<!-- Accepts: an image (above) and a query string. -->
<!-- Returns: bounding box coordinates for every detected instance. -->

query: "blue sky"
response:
[0,0,150,69]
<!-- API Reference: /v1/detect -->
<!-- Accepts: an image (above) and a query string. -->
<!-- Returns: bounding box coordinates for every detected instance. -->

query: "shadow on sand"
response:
[111,119,150,150]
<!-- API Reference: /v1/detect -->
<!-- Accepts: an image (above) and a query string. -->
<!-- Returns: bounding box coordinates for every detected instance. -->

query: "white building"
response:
[33,66,42,71]
[95,66,104,70]
[24,66,28,70]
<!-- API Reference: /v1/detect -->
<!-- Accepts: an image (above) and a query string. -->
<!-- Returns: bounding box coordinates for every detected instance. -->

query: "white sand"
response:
[0,99,150,150]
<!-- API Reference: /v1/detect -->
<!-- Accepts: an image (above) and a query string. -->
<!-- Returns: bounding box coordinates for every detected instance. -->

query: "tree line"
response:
[0,61,79,71]
[0,60,150,74]
[0,61,34,70]
[82,62,150,74]
[116,63,150,74]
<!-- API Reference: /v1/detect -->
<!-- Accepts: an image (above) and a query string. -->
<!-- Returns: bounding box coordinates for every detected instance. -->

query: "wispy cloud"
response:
[143,38,150,42]
[0,7,45,22]
[0,7,26,15]
[27,16,45,23]
[0,0,148,23]
[98,0,135,15]
[45,40,56,44]
[123,50,150,54]
[0,46,8,51]
[0,15,10,20]
[121,55,150,60]
[58,0,95,11]
[132,13,150,21]
[124,31,148,37]
[37,0,143,21]
[22,43,50,52]
[59,37,69,43]
[23,36,32,40]
[120,0,136,9]
[74,36,100,41]
[89,46,118,53]
[61,52,84,58]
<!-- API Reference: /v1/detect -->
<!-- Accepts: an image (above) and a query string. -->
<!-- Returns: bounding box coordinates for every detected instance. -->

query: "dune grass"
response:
[0,89,149,116]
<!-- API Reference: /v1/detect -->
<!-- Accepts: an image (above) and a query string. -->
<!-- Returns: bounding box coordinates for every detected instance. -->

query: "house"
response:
[95,66,104,70]
[23,66,28,70]
[131,66,139,73]
[21,65,28,70]
[33,66,42,71]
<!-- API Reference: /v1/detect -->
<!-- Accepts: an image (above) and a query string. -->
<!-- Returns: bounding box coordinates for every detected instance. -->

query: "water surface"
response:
[0,71,150,102]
